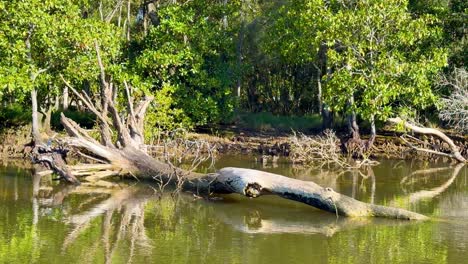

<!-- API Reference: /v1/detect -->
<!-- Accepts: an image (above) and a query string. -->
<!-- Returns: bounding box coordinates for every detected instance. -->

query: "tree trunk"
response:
[222,0,228,30]
[370,115,376,137]
[368,114,376,148]
[349,111,359,138]
[126,0,131,41]
[236,20,244,98]
[31,89,42,143]
[317,75,332,130]
[63,85,69,110]
[316,43,333,130]
[41,107,52,135]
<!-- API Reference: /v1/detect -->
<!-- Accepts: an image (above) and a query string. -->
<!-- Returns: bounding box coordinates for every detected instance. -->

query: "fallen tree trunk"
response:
[56,109,428,220]
[31,42,428,220]
[388,117,466,163]
[205,168,427,220]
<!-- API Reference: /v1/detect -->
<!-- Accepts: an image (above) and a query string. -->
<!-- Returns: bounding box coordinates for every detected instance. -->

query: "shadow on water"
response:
[0,158,467,263]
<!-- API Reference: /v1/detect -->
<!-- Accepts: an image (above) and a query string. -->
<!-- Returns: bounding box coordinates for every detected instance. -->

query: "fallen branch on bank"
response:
[388,117,466,163]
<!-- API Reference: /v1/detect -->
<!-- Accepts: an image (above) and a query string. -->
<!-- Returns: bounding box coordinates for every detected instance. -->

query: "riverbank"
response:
[187,130,467,161]
[1,124,467,163]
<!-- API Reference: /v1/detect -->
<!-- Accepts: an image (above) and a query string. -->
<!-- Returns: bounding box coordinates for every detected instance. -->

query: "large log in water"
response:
[31,42,428,221]
[204,168,427,220]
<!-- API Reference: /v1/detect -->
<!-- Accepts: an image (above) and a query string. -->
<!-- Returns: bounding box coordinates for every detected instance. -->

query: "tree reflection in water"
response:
[31,174,419,259]
[3,160,462,263]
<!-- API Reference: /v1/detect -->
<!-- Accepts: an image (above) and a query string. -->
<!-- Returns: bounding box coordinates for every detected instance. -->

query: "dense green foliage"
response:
[0,0,465,135]
[0,0,121,100]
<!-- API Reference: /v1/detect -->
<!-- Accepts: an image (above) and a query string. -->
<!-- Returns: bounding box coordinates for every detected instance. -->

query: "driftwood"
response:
[30,42,429,220]
[388,117,466,163]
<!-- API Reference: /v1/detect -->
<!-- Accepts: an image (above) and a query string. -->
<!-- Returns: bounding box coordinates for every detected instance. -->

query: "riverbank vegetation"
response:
[1,0,466,133]
[0,0,466,219]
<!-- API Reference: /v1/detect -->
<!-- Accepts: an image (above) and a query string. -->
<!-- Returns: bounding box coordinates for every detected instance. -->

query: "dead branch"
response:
[60,74,115,148]
[388,117,466,163]
[94,41,134,149]
[439,68,468,133]
[289,130,345,167]
[32,150,80,184]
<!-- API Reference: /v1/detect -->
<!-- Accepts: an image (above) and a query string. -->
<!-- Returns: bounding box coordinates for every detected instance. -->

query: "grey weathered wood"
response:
[388,117,466,163]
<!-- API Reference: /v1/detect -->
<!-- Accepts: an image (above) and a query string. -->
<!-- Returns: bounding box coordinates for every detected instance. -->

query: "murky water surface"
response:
[1,157,467,263]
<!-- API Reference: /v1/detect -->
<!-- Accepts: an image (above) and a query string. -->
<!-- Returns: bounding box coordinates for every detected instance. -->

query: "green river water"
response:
[0,156,467,263]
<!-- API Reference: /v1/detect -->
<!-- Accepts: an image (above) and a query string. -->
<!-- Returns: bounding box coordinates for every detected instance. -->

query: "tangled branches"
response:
[439,68,468,133]
[289,130,378,169]
[290,130,347,168]
[148,129,217,170]
[146,129,217,193]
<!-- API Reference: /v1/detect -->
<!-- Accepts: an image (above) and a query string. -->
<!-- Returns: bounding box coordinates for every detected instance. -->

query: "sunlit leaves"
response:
[135,1,238,127]
[0,0,121,103]
[323,0,447,121]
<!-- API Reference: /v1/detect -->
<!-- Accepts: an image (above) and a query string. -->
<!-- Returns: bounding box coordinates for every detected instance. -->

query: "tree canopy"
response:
[0,0,465,135]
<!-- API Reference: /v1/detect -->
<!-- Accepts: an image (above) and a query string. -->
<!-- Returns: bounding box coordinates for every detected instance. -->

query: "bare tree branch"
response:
[439,68,468,133]
[60,74,115,148]
[388,117,466,163]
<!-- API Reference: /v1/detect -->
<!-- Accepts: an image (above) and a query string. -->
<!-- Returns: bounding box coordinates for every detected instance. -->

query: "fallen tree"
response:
[31,42,428,220]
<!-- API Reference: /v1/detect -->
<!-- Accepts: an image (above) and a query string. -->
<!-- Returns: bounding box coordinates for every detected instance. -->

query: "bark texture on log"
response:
[206,168,427,220]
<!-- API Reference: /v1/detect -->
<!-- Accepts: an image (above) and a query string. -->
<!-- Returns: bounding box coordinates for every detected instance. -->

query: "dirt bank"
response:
[0,125,32,159]
[186,130,468,162]
[1,125,466,162]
